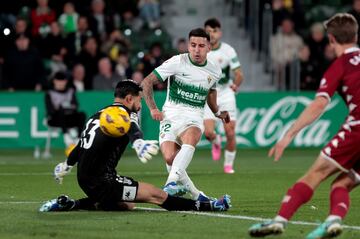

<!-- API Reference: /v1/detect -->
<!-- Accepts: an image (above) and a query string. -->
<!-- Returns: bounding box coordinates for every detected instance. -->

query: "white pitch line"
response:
[0,201,359,231]
[0,171,212,176]
[135,207,360,231]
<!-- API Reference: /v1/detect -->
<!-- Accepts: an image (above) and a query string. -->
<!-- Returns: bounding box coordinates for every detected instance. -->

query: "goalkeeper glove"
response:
[132,139,159,163]
[54,161,73,184]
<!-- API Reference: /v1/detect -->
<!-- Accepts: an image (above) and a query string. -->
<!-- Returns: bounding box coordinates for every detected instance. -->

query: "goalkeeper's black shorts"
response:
[79,175,139,210]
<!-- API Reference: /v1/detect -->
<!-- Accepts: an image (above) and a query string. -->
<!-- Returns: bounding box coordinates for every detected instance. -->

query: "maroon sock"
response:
[330,187,350,219]
[277,182,313,220]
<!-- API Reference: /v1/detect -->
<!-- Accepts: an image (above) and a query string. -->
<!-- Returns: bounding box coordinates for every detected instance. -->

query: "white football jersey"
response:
[153,53,221,115]
[207,42,241,90]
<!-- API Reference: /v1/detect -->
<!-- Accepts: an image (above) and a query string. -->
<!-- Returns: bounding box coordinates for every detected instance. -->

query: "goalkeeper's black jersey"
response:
[67,103,142,183]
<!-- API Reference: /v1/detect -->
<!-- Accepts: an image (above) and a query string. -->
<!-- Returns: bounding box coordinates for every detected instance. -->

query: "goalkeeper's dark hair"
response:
[188,28,210,41]
[204,18,221,29]
[114,80,142,98]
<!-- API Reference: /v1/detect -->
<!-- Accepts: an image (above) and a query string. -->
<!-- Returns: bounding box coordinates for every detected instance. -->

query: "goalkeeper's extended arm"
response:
[54,144,80,184]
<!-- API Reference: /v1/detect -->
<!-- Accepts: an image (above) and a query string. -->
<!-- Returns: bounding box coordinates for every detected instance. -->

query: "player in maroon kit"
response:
[249,13,360,239]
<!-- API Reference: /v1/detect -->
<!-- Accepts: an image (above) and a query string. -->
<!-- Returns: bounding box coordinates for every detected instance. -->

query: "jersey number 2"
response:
[80,119,100,149]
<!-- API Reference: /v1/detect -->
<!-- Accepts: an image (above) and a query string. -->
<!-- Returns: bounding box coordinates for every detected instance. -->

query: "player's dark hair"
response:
[324,13,358,44]
[204,18,221,29]
[114,80,142,98]
[188,28,210,41]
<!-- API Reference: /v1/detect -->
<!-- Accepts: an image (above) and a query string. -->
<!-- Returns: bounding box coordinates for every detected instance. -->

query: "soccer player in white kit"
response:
[141,28,230,201]
[203,18,244,174]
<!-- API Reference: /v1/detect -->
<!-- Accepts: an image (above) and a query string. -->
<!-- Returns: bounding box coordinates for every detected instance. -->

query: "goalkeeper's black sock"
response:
[160,195,212,211]
[74,197,97,210]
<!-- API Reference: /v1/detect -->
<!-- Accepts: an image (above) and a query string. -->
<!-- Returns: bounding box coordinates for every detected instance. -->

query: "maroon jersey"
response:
[318,47,360,174]
[317,47,360,122]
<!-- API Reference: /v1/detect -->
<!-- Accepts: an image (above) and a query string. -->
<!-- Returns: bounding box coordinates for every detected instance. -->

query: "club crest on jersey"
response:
[207,75,212,84]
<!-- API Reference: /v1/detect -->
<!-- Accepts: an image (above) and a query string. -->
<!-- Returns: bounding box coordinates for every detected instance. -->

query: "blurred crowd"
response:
[0,0,181,92]
[267,0,355,90]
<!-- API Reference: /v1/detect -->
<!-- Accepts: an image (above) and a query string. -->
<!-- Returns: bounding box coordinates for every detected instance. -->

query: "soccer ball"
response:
[99,106,131,137]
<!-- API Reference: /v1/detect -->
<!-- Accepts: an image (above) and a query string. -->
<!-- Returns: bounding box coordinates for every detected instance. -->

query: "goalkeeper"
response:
[40,80,230,212]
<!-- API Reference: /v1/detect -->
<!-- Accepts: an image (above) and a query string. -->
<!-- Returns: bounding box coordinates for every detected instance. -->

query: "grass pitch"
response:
[0,148,360,239]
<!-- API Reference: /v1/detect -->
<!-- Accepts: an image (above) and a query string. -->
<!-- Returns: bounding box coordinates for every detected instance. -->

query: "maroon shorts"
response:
[321,122,360,174]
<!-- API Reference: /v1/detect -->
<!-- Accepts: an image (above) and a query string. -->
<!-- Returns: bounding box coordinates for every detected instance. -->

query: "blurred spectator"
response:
[115,52,133,79]
[141,42,165,75]
[349,0,360,45]
[306,22,328,80]
[131,70,144,84]
[3,34,45,91]
[141,42,166,90]
[138,0,160,29]
[76,36,104,89]
[272,0,291,34]
[65,15,94,64]
[30,0,56,37]
[299,45,318,91]
[58,2,79,36]
[15,17,30,36]
[93,57,122,90]
[88,0,114,41]
[176,38,187,54]
[321,43,336,73]
[0,17,30,63]
[45,71,86,149]
[101,30,130,60]
[71,63,85,92]
[40,21,68,77]
[270,18,303,90]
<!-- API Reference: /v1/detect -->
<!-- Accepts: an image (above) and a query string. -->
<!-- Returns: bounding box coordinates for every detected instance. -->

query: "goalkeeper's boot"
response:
[212,134,222,161]
[306,219,342,239]
[249,220,286,237]
[39,195,76,212]
[211,194,231,211]
[163,182,187,196]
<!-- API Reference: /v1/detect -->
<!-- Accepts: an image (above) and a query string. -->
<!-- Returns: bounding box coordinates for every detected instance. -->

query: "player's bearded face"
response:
[188,36,210,64]
[130,95,142,112]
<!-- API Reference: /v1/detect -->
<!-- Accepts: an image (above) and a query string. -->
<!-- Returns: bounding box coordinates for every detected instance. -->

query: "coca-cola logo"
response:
[199,96,341,147]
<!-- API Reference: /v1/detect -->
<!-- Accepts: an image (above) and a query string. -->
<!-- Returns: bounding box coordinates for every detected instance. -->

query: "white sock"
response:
[166,144,195,185]
[274,215,288,223]
[166,164,172,173]
[179,170,200,200]
[326,215,342,222]
[224,150,236,167]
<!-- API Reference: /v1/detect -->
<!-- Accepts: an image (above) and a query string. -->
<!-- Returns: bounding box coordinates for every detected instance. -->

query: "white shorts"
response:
[159,108,204,146]
[204,87,237,121]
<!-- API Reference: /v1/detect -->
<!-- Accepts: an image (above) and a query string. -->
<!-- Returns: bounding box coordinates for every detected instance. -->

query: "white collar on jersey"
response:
[344,46,360,54]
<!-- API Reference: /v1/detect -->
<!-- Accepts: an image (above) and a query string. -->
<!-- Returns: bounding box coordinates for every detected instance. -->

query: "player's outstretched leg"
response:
[306,219,342,239]
[39,195,76,212]
[160,194,231,212]
[248,220,286,237]
[212,134,222,161]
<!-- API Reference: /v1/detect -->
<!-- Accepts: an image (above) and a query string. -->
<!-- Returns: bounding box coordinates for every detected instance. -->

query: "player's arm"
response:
[128,112,159,163]
[230,67,244,92]
[141,72,163,121]
[54,143,80,184]
[207,89,230,123]
[269,96,329,161]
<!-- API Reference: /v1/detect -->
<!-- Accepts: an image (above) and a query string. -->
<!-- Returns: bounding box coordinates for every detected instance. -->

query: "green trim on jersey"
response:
[231,56,239,64]
[218,65,230,85]
[211,42,222,51]
[169,78,209,108]
[188,54,207,67]
[152,70,163,81]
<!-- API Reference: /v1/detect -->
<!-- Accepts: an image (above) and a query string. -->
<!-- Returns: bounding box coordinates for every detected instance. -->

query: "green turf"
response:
[0,148,359,239]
